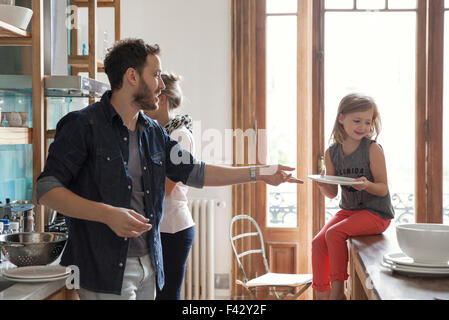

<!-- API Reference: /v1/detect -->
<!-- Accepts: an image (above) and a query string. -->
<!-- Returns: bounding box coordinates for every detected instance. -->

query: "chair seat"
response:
[245,273,312,288]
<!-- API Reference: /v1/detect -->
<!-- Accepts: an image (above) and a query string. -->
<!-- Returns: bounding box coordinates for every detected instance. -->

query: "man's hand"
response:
[103,206,152,238]
[258,165,304,186]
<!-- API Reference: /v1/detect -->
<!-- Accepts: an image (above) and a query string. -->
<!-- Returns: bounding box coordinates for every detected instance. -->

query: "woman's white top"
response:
[160,126,196,233]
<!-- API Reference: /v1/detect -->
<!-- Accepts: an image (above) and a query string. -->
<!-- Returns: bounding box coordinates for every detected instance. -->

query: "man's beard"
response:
[133,79,158,111]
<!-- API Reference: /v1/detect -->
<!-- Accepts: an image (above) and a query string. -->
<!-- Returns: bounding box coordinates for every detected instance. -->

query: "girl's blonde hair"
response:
[161,73,183,110]
[330,93,381,144]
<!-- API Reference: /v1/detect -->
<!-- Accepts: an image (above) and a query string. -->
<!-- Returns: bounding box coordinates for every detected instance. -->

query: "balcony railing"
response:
[268,191,297,226]
[268,192,449,226]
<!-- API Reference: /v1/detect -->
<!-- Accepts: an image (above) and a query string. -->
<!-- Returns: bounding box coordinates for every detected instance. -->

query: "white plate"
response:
[384,252,449,268]
[1,273,70,283]
[2,265,71,280]
[308,175,364,186]
[381,260,449,275]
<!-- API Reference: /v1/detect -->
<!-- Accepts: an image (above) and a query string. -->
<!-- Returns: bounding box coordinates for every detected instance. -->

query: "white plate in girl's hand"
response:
[308,175,364,186]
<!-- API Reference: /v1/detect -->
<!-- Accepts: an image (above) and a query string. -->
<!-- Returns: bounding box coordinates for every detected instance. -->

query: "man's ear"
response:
[124,68,139,87]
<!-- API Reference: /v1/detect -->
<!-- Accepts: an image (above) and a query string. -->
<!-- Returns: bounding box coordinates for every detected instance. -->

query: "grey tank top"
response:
[329,138,395,220]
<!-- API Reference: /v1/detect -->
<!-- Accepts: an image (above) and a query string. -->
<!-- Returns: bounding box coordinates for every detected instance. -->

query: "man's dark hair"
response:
[104,38,160,91]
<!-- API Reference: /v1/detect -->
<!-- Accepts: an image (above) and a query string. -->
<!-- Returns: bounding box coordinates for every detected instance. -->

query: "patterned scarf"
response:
[163,114,193,135]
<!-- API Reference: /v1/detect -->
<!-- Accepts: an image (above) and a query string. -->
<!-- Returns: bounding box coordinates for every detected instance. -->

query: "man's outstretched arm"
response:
[203,164,303,187]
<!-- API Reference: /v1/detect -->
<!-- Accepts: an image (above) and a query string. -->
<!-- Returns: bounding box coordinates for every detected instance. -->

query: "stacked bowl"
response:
[0,4,33,30]
[382,224,449,276]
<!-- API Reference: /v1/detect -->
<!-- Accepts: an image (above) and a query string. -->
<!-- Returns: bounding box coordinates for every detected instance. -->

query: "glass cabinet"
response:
[0,77,106,204]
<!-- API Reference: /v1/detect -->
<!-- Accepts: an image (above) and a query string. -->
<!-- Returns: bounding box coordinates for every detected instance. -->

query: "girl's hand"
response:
[352,176,370,191]
[316,182,327,188]
[316,168,327,188]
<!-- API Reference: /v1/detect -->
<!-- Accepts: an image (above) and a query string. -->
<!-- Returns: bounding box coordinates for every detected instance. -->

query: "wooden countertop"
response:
[349,223,449,300]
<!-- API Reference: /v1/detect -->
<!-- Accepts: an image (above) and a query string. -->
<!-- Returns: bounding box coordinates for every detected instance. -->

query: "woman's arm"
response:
[166,128,193,196]
[166,178,177,195]
[352,142,389,197]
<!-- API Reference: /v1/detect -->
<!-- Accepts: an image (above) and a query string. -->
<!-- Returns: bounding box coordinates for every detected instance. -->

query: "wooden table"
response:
[348,223,449,300]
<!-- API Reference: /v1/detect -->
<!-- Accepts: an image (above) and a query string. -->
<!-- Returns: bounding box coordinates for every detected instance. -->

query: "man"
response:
[36,39,302,300]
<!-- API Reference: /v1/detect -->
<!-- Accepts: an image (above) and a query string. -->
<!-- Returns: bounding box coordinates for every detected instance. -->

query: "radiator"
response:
[182,199,216,300]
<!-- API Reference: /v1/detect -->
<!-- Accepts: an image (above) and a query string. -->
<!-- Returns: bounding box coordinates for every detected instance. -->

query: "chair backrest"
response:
[229,214,270,282]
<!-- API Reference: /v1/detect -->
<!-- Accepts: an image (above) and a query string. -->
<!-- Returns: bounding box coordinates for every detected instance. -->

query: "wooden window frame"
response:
[424,0,445,223]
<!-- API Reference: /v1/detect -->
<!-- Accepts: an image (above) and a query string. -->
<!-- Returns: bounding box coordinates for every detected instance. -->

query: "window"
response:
[323,2,417,223]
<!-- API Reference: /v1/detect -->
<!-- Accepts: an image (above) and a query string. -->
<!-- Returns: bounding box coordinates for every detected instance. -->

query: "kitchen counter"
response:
[0,259,71,300]
[348,223,449,300]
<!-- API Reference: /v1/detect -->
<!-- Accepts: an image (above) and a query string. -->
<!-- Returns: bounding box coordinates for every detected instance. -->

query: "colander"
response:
[0,232,67,267]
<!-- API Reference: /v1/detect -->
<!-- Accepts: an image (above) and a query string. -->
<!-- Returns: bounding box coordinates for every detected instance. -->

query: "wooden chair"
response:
[230,214,312,300]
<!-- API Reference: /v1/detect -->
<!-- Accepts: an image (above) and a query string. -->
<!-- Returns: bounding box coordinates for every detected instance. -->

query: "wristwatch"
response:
[250,166,257,183]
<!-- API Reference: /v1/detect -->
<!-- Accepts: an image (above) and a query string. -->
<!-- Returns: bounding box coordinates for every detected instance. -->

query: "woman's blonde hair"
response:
[161,73,183,110]
[330,93,381,144]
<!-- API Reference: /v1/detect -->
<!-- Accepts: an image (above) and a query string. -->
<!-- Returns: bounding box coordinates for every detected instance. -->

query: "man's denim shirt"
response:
[36,91,205,295]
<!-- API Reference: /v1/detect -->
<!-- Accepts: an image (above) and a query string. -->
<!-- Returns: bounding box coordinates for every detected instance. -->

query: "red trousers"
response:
[311,209,391,292]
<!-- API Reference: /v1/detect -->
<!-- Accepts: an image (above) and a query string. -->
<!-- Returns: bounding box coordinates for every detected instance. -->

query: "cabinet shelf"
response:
[72,0,116,8]
[0,37,32,46]
[0,127,32,145]
[46,130,56,140]
[68,55,105,73]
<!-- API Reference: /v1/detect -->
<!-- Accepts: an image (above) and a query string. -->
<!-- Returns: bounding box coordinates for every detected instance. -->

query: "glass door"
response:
[255,0,303,281]
[266,1,298,228]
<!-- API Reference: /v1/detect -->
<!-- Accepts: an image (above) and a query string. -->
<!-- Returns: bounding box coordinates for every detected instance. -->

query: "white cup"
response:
[10,222,19,233]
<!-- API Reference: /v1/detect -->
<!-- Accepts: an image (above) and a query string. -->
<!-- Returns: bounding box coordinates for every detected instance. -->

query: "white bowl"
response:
[0,4,33,30]
[396,224,449,264]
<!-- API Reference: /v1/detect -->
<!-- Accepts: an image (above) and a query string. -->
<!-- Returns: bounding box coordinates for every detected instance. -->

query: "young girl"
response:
[312,93,394,300]
[144,73,195,300]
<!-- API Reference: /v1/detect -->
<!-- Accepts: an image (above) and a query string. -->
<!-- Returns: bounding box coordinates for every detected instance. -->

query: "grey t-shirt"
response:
[329,137,395,220]
[127,128,149,257]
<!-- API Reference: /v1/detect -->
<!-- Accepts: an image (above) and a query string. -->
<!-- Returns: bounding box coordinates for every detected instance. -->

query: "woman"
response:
[144,73,195,300]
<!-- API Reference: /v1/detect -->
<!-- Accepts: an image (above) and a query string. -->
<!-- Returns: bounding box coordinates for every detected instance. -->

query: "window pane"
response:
[266,16,297,228]
[357,0,386,10]
[324,12,416,223]
[388,0,417,10]
[446,0,449,9]
[266,0,297,14]
[444,11,449,224]
[325,0,354,10]
[76,7,115,58]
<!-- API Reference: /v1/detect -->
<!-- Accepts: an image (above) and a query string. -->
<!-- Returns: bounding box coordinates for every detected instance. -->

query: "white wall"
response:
[80,0,233,298]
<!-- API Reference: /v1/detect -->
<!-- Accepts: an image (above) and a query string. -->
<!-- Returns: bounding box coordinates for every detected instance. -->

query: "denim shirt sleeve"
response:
[164,133,205,189]
[36,176,65,204]
[36,111,89,200]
